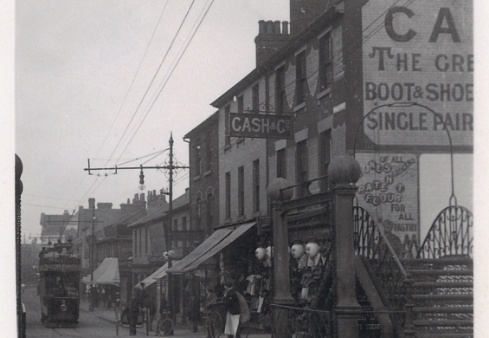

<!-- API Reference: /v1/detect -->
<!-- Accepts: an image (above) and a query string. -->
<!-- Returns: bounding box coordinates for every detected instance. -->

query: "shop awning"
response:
[168,221,256,274]
[135,261,177,288]
[82,257,119,285]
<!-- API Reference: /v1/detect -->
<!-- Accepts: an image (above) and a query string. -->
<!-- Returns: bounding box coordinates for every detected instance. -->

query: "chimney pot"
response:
[282,21,289,35]
[266,20,273,34]
[258,20,266,34]
[274,21,281,34]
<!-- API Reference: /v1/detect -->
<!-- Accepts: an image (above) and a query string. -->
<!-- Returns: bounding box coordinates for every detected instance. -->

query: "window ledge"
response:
[294,102,306,112]
[317,88,331,100]
[203,170,212,177]
[193,175,201,182]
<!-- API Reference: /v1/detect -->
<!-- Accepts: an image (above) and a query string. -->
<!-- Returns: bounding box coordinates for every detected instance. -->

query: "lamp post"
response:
[267,177,295,338]
[328,155,362,337]
[89,215,96,312]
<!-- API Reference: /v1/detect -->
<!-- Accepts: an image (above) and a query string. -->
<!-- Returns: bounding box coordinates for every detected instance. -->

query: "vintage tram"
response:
[38,241,81,327]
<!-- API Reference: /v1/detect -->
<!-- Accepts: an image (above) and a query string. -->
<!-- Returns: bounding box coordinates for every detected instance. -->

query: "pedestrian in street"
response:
[205,288,218,338]
[155,293,168,336]
[128,292,141,336]
[223,280,241,338]
[144,295,156,331]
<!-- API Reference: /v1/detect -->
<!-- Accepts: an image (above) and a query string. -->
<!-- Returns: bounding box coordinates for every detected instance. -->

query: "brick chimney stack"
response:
[255,20,290,67]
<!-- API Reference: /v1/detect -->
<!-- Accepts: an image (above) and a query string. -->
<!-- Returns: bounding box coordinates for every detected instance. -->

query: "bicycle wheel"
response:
[160,318,173,335]
[207,311,222,338]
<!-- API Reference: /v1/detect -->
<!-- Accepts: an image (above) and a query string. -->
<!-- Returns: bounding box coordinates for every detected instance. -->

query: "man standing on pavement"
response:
[129,284,145,336]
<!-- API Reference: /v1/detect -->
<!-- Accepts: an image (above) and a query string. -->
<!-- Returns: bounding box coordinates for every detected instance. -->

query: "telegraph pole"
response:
[89,213,95,311]
[167,134,175,333]
[84,133,188,329]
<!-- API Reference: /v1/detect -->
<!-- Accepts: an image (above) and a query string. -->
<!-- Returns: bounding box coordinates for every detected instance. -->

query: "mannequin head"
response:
[291,244,305,259]
[305,242,320,258]
[255,247,266,261]
[266,246,273,260]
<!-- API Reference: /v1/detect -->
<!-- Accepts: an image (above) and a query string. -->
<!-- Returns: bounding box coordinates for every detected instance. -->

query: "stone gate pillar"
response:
[328,156,362,338]
[267,178,295,338]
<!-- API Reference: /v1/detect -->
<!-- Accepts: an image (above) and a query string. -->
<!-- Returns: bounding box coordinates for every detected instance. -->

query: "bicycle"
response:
[206,309,223,338]
[155,310,174,336]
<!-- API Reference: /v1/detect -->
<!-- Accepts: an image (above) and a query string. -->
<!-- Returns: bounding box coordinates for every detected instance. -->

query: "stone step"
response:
[413,319,473,327]
[413,306,473,314]
[412,294,473,301]
[413,281,473,288]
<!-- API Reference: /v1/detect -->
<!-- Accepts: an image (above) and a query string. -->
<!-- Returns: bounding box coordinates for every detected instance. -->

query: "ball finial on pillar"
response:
[267,177,293,202]
[327,155,362,186]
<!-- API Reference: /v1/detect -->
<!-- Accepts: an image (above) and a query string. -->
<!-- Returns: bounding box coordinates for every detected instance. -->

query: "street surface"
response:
[21,285,203,337]
[22,286,271,338]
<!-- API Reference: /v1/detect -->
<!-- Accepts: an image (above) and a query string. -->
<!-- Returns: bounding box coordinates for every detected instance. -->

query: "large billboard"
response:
[362,0,473,147]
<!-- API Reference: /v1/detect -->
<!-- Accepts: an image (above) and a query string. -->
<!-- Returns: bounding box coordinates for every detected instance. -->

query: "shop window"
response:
[296,140,309,197]
[225,172,231,219]
[253,160,260,213]
[295,51,307,106]
[206,193,213,230]
[277,148,287,178]
[225,105,231,146]
[195,142,201,177]
[275,66,286,114]
[237,95,244,113]
[319,130,332,191]
[145,228,149,255]
[139,228,142,256]
[252,83,260,112]
[319,32,332,91]
[182,216,187,231]
[332,26,344,80]
[205,134,212,172]
[238,166,244,216]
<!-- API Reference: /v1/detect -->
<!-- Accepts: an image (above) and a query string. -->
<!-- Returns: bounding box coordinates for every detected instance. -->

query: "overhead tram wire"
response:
[143,0,214,110]
[116,148,169,166]
[65,1,197,217]
[112,1,198,165]
[97,0,171,167]
[62,1,171,214]
[115,0,215,162]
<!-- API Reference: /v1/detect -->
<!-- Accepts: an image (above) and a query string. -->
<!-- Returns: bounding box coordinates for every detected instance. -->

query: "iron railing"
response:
[417,205,473,259]
[353,206,413,336]
[270,303,333,337]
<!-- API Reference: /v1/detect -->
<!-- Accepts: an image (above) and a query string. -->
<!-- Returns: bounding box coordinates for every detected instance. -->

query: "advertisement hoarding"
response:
[362,0,473,147]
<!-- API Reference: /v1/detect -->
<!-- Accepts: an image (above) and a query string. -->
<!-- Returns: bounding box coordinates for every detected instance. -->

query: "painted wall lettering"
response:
[362,1,473,147]
[356,153,419,241]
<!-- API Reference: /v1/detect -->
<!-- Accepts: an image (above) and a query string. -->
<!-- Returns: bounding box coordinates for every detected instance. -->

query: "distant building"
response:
[39,210,73,244]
